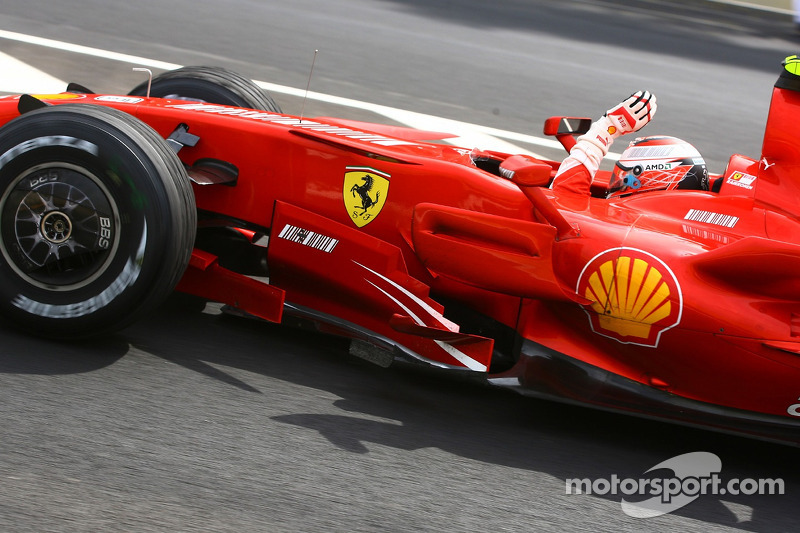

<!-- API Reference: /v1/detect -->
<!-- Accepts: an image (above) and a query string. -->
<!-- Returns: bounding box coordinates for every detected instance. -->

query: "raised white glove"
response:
[577,90,657,153]
[553,91,657,187]
[605,90,657,136]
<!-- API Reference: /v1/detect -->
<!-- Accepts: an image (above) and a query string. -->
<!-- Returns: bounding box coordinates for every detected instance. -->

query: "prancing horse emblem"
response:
[352,174,379,213]
[343,167,390,227]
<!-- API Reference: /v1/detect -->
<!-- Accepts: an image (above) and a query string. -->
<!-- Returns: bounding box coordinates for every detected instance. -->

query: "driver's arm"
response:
[551,91,656,196]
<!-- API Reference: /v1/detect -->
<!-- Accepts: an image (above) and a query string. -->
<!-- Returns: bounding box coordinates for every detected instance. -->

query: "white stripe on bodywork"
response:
[366,280,486,371]
[355,261,458,332]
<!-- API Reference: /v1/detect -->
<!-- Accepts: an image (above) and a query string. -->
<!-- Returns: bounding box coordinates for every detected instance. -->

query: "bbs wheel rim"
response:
[0,163,120,291]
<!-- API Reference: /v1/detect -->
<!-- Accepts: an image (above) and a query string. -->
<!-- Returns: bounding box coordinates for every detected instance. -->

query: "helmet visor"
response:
[609,162,642,195]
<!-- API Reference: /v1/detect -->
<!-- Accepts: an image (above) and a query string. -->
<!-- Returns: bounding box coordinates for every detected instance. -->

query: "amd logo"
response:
[644,162,673,171]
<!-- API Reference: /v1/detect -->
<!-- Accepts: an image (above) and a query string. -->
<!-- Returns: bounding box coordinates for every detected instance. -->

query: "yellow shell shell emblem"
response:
[577,248,682,347]
[31,93,85,100]
[343,166,389,228]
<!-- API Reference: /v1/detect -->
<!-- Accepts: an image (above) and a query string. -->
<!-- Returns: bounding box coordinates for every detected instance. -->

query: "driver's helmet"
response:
[607,136,708,198]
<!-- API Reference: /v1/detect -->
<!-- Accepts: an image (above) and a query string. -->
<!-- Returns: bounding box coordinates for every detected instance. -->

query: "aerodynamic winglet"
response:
[17,94,51,114]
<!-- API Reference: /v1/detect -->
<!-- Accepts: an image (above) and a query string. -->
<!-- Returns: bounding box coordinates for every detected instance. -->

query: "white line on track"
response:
[703,0,792,14]
[0,50,67,94]
[0,28,604,159]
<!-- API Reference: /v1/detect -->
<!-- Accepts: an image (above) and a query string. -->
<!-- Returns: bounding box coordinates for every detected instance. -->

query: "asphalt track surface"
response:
[0,1,798,532]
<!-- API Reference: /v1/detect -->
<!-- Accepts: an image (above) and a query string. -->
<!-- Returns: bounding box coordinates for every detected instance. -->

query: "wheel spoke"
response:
[1,165,118,288]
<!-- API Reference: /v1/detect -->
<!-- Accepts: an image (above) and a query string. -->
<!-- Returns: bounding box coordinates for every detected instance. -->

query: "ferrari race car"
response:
[0,60,798,446]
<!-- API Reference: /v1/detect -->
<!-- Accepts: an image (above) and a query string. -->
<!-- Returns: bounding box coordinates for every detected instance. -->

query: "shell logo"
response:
[577,248,683,348]
[30,93,86,100]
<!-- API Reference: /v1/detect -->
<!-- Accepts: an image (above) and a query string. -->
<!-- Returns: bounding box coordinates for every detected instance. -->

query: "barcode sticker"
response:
[278,224,339,253]
[684,209,739,228]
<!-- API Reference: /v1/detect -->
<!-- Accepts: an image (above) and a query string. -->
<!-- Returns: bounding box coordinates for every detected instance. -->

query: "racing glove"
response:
[551,91,656,195]
[583,90,657,152]
[606,90,657,137]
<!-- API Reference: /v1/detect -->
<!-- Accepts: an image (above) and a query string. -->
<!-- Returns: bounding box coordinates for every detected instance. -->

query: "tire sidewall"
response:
[144,79,253,108]
[0,110,173,335]
[129,66,282,113]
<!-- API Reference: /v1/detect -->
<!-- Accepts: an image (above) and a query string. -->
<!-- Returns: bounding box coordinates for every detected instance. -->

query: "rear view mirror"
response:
[543,116,592,153]
[543,117,592,136]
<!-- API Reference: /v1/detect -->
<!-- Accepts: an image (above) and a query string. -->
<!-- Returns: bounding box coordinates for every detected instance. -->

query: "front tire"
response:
[129,65,282,112]
[0,104,196,338]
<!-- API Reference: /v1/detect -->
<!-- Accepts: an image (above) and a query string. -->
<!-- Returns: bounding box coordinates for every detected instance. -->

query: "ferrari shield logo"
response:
[577,248,683,348]
[343,166,390,227]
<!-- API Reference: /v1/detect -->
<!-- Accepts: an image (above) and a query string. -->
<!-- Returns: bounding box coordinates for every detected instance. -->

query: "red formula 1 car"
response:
[0,61,798,446]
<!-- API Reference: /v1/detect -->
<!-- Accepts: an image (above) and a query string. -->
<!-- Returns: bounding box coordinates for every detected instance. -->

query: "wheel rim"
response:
[0,163,121,290]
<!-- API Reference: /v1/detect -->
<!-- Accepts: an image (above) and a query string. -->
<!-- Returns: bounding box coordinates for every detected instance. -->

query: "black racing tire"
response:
[0,104,196,338]
[129,66,282,113]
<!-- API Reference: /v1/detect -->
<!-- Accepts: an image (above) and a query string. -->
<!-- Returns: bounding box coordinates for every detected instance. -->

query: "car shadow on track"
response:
[107,292,799,532]
[0,322,127,375]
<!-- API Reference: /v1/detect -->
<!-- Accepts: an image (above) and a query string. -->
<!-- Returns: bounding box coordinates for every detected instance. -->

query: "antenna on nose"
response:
[300,50,318,123]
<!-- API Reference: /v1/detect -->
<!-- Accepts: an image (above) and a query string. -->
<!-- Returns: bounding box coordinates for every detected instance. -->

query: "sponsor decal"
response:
[343,166,389,228]
[680,224,731,245]
[577,248,682,347]
[789,397,800,417]
[94,95,144,104]
[277,224,338,253]
[684,209,739,228]
[725,171,757,190]
[642,162,673,171]
[31,93,85,100]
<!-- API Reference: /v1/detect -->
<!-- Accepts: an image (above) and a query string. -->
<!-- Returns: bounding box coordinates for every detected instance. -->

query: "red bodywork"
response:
[1,67,799,445]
